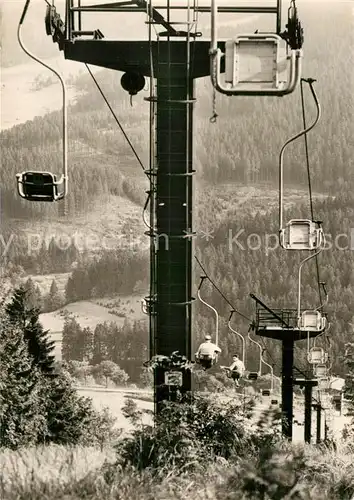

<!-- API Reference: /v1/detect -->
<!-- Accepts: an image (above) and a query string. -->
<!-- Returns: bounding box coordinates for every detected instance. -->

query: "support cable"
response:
[300,78,323,311]
[195,255,252,323]
[195,256,281,370]
[84,63,146,172]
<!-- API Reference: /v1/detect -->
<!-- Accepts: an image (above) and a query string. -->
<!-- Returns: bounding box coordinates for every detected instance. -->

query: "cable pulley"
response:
[280,0,304,50]
[44,2,65,49]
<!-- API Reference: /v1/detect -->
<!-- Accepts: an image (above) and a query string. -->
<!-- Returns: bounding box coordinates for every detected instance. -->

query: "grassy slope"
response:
[1,391,352,500]
[39,294,147,360]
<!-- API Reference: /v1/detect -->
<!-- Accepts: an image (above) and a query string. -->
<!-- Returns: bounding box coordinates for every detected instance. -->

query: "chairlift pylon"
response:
[210,0,303,96]
[16,0,68,202]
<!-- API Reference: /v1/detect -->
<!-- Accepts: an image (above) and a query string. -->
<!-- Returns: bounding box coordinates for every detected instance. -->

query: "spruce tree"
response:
[44,279,62,312]
[43,371,95,444]
[0,320,47,449]
[5,286,56,376]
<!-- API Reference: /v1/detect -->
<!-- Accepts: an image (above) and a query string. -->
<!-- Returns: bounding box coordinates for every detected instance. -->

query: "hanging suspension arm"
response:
[279,78,320,229]
[261,349,274,392]
[297,247,323,319]
[247,327,262,375]
[228,310,246,364]
[198,276,219,346]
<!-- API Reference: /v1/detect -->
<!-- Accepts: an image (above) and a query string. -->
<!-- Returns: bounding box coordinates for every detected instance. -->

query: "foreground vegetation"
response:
[1,396,354,500]
[1,287,354,499]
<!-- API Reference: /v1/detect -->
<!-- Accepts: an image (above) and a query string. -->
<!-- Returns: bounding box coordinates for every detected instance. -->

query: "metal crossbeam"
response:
[71,5,278,13]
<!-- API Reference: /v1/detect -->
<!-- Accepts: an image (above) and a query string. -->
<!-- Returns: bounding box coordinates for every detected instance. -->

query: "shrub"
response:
[116,394,248,473]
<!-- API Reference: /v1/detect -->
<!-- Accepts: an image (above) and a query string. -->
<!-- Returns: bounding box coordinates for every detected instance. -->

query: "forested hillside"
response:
[1,1,353,377]
[1,0,353,221]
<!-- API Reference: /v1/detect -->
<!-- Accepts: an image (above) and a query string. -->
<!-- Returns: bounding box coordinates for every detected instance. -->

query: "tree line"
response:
[61,315,148,384]
[0,287,117,449]
[1,0,353,221]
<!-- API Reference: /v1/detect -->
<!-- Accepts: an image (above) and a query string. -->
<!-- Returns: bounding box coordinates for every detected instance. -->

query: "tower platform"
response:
[254,307,325,341]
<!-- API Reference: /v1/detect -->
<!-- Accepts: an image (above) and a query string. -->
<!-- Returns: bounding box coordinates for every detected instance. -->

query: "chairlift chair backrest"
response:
[224,35,288,91]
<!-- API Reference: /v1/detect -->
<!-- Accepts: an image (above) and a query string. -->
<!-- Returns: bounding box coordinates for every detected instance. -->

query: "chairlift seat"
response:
[271,399,278,405]
[262,389,271,396]
[16,171,64,202]
[248,372,258,381]
[308,347,326,364]
[195,353,217,370]
[299,310,327,332]
[314,364,327,378]
[280,219,324,250]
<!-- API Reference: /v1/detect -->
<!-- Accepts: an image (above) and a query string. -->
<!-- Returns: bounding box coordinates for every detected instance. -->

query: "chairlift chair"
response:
[278,79,322,249]
[210,1,303,96]
[16,171,65,202]
[314,364,327,378]
[280,219,324,250]
[195,353,218,371]
[299,310,327,332]
[17,2,68,202]
[307,346,326,364]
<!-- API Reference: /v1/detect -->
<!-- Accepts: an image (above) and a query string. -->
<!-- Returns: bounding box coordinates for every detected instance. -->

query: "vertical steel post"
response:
[316,404,321,443]
[304,383,312,443]
[153,41,194,412]
[282,339,294,439]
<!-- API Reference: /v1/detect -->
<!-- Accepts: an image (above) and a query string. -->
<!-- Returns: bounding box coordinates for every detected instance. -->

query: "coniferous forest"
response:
[1,1,354,498]
[1,0,353,381]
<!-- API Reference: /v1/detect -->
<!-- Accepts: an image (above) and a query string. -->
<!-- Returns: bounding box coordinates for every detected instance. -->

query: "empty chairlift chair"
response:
[298,310,327,333]
[278,79,322,250]
[210,0,303,96]
[16,2,68,203]
[280,219,324,250]
[314,364,328,378]
[307,346,327,364]
[16,171,65,202]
